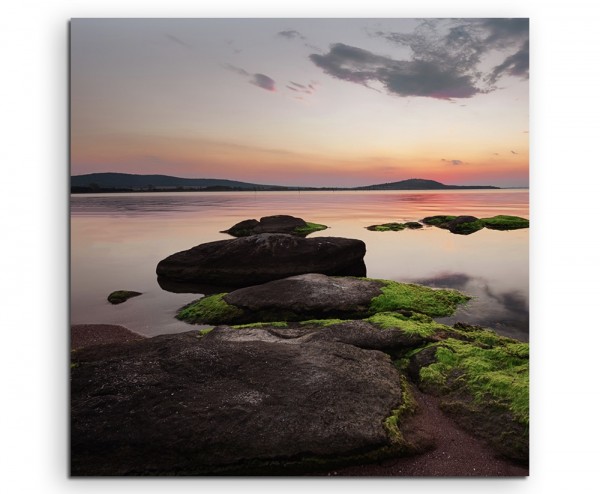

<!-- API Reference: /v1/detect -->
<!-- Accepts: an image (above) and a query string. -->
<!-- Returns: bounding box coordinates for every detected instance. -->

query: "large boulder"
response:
[156,234,367,287]
[222,215,327,237]
[71,327,431,475]
[176,274,470,325]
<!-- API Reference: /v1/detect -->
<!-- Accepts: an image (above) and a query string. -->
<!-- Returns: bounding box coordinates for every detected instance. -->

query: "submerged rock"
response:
[481,215,529,230]
[222,215,327,237]
[71,327,431,475]
[107,290,142,304]
[156,234,367,287]
[176,273,470,325]
[366,221,423,231]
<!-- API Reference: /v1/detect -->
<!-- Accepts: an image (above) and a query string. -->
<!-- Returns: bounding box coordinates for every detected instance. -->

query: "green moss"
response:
[368,280,470,317]
[176,294,245,325]
[417,338,529,424]
[293,222,328,235]
[367,312,448,338]
[404,222,423,229]
[197,328,214,337]
[366,222,406,232]
[383,374,418,445]
[232,321,289,329]
[107,290,142,305]
[421,215,457,227]
[449,219,484,235]
[299,319,348,327]
[481,215,529,230]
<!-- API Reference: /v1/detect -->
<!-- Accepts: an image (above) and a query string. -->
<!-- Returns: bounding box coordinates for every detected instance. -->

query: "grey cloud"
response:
[347,18,530,99]
[251,73,276,92]
[225,64,276,92]
[488,41,529,84]
[511,150,518,155]
[310,43,479,99]
[442,159,464,165]
[286,81,315,95]
[277,30,306,40]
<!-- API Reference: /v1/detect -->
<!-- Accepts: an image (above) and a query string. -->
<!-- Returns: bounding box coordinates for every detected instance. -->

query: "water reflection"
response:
[413,271,529,341]
[71,190,528,340]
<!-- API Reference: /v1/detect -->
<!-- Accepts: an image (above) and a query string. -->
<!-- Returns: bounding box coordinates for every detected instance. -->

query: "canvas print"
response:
[70,18,529,476]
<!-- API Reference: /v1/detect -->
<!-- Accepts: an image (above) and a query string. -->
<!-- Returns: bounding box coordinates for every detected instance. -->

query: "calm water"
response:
[70,190,529,341]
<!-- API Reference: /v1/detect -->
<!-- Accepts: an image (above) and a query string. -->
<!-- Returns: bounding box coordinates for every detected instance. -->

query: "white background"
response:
[1,0,598,492]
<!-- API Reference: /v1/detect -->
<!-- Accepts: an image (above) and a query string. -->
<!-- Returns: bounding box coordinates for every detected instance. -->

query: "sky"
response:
[70,18,529,187]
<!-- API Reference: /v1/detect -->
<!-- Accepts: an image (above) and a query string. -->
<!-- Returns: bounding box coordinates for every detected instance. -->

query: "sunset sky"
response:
[70,18,529,187]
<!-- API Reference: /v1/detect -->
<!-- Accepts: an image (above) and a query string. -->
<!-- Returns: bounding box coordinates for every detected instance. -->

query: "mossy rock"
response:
[366,222,406,232]
[445,216,485,235]
[107,290,142,305]
[293,222,328,235]
[421,215,457,227]
[408,325,529,462]
[404,222,423,229]
[176,275,471,325]
[481,215,529,230]
[222,215,328,237]
[368,279,470,318]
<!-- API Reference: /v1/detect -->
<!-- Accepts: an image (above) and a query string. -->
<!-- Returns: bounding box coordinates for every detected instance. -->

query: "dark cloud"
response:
[488,40,529,84]
[224,65,276,92]
[310,43,479,99]
[441,158,464,165]
[286,81,316,95]
[511,150,518,155]
[250,73,276,92]
[277,30,306,40]
[319,18,529,100]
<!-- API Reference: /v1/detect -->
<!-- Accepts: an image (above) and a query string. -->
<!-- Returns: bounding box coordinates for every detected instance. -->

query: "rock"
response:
[422,215,483,235]
[481,215,529,230]
[222,215,327,237]
[176,274,470,325]
[71,327,431,475]
[71,324,145,350]
[156,234,367,287]
[407,324,529,463]
[444,216,484,235]
[107,290,142,304]
[366,222,423,231]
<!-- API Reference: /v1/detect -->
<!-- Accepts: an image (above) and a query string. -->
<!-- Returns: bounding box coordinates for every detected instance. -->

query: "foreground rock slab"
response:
[156,234,367,287]
[222,215,328,237]
[71,327,430,475]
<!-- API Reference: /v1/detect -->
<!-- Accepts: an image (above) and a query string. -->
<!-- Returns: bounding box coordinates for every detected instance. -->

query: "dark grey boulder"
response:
[223,273,383,317]
[222,215,308,236]
[156,234,366,287]
[71,327,431,475]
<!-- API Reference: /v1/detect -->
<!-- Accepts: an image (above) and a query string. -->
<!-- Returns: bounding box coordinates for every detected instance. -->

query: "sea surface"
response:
[70,189,529,341]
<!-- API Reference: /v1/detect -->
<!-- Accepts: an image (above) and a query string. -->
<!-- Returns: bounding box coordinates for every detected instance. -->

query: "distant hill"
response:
[71,173,500,193]
[353,178,499,190]
[70,173,289,192]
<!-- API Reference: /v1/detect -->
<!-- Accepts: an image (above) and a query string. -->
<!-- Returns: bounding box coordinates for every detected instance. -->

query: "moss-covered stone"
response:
[481,215,529,230]
[176,293,245,325]
[299,319,348,326]
[107,290,142,305]
[232,321,289,329]
[366,312,449,338]
[293,222,328,235]
[447,217,485,235]
[409,329,529,462]
[404,221,423,229]
[368,280,470,317]
[421,215,457,227]
[366,222,406,231]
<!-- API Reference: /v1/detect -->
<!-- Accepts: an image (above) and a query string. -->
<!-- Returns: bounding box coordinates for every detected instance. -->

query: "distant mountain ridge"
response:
[354,178,499,190]
[71,173,501,192]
